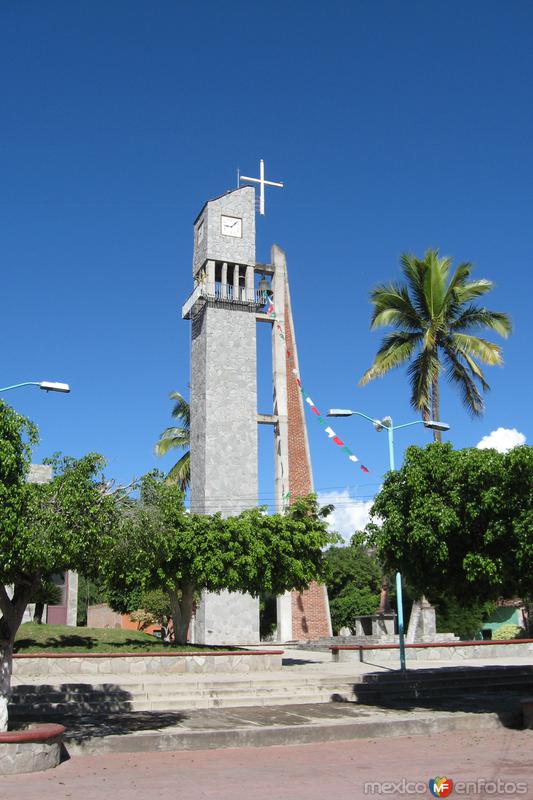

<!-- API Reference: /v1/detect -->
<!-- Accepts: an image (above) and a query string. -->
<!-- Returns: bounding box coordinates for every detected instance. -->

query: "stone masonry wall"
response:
[190,301,260,644]
[193,186,256,276]
[13,652,282,678]
[190,303,258,515]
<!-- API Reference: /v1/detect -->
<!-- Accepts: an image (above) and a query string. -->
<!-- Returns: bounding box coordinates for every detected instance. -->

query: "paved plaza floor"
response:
[3,728,532,799]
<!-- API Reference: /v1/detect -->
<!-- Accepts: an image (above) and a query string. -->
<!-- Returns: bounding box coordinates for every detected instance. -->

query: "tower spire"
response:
[271,245,333,641]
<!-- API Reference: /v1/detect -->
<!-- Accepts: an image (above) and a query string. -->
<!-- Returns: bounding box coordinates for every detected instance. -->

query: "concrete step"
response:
[11,679,358,716]
[359,664,533,682]
[11,690,353,717]
[59,702,523,756]
[353,675,533,693]
[10,665,533,718]
[350,671,533,703]
[11,676,356,696]
[361,675,531,691]
[10,687,354,710]
[11,676,357,699]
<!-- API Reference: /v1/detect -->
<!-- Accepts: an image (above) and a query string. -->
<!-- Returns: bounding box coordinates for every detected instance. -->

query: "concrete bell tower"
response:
[184,186,261,645]
[183,179,332,645]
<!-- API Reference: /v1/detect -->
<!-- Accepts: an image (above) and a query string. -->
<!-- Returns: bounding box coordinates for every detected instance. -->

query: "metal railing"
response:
[209,282,266,303]
[182,282,269,319]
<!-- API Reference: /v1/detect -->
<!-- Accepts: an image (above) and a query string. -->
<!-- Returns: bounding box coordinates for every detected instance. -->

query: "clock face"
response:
[221,215,242,238]
[197,220,204,246]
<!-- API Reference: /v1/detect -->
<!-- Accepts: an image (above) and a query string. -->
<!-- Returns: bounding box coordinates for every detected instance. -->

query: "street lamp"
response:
[327,408,450,671]
[0,381,70,394]
[328,410,449,470]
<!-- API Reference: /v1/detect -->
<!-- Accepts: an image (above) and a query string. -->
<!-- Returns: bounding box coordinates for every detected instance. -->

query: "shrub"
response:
[493,624,522,640]
[329,586,379,634]
[435,597,495,639]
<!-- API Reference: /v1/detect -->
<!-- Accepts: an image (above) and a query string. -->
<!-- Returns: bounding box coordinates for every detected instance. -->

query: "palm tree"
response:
[360,249,511,439]
[154,391,190,489]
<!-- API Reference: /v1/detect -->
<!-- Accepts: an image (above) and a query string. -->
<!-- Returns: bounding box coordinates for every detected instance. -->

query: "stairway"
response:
[9,664,533,720]
[349,664,533,704]
[10,672,358,718]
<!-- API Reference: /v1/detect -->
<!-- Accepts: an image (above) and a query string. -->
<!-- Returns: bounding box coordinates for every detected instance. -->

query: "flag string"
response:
[268,300,369,474]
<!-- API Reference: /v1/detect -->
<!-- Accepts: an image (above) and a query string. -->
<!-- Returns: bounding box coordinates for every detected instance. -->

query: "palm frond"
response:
[359,332,421,385]
[369,284,422,331]
[422,249,451,319]
[399,252,429,319]
[458,351,489,390]
[453,279,494,304]
[442,337,489,390]
[441,262,472,319]
[450,306,512,338]
[165,451,191,491]
[154,426,190,457]
[407,348,440,415]
[443,349,485,416]
[449,333,503,367]
[154,390,191,496]
[169,392,190,428]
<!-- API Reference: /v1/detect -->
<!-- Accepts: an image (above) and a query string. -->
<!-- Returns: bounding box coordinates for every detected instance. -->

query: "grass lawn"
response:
[14,623,237,654]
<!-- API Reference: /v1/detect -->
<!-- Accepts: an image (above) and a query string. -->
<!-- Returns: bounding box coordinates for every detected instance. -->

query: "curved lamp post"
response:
[327,408,450,671]
[0,381,70,394]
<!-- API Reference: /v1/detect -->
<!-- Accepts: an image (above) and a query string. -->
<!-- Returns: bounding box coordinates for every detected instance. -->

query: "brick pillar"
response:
[283,276,332,641]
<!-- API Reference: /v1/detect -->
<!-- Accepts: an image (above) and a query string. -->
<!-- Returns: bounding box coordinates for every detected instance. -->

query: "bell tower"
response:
[185,186,261,644]
[183,172,332,644]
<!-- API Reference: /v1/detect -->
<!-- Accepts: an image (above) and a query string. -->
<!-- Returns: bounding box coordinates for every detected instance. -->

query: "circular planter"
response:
[0,723,65,775]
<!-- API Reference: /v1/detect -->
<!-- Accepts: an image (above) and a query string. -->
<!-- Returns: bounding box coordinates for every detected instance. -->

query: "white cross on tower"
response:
[239,159,284,216]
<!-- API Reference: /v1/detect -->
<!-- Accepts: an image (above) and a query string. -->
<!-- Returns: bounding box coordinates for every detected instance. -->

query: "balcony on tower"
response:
[182,260,271,319]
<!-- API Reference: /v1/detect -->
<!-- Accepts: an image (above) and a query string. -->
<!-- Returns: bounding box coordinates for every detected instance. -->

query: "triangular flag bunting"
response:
[269,304,369,473]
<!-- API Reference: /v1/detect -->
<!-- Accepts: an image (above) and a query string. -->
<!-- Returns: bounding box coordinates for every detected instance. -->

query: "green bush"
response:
[325,545,382,633]
[493,624,522,640]
[329,586,379,634]
[435,597,495,639]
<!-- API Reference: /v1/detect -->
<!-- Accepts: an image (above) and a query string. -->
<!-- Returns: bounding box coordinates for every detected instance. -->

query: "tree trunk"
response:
[378,575,391,613]
[167,584,195,645]
[0,642,12,732]
[0,582,36,731]
[33,601,45,624]
[431,373,441,442]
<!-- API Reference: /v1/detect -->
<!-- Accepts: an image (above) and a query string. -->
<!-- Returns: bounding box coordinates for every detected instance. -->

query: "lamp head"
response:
[39,382,70,393]
[375,416,393,431]
[424,420,450,432]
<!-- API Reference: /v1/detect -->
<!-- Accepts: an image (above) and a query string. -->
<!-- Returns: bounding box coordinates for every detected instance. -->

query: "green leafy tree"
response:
[324,545,382,633]
[0,401,119,730]
[104,477,338,644]
[130,590,173,638]
[154,391,190,489]
[360,249,511,438]
[363,442,533,606]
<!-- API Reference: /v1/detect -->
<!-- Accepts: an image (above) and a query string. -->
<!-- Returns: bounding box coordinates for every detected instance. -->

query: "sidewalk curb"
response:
[64,709,520,756]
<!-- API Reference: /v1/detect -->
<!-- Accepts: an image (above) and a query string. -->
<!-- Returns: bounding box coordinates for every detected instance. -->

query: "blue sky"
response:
[1,1,532,533]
